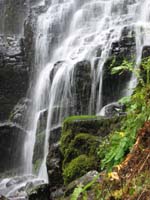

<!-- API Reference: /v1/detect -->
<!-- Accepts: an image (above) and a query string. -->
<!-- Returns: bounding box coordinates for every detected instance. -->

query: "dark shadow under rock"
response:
[28,184,50,200]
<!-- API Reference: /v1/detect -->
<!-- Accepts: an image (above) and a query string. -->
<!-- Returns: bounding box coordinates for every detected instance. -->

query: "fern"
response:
[71,184,83,200]
[71,176,98,200]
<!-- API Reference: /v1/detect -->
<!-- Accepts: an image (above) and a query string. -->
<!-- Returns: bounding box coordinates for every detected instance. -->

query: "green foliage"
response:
[141,57,150,84]
[63,155,96,184]
[71,176,98,200]
[71,184,83,200]
[111,59,133,75]
[99,58,150,171]
[111,56,150,86]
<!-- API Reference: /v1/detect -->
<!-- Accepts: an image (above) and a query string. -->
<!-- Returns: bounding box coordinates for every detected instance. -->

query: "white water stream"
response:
[1,0,150,198]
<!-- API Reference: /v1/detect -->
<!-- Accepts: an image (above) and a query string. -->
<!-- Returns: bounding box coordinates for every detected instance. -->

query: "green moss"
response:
[60,115,123,185]
[63,154,97,184]
[63,115,97,124]
[60,129,73,156]
[33,159,42,174]
[63,133,100,166]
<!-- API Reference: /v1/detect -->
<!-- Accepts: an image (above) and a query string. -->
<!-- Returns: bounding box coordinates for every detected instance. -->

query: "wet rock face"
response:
[46,127,63,196]
[24,11,36,74]
[0,122,26,174]
[0,0,28,34]
[46,143,63,189]
[102,26,136,105]
[72,60,92,115]
[0,35,29,121]
[9,98,31,125]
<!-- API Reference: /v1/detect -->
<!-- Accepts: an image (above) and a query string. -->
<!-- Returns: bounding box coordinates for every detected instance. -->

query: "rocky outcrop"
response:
[98,102,126,117]
[0,122,26,174]
[0,35,29,121]
[46,143,63,190]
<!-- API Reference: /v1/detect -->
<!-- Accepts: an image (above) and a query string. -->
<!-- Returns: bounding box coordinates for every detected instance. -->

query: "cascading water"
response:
[24,0,150,181]
[1,0,150,198]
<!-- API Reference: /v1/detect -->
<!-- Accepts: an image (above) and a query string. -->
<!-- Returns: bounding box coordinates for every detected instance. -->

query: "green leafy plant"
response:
[141,57,150,84]
[111,59,133,75]
[71,176,98,200]
[99,57,150,171]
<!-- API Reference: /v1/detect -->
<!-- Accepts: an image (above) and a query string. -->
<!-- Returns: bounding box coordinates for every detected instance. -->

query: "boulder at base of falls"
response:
[46,115,123,199]
[27,184,50,200]
[0,122,26,175]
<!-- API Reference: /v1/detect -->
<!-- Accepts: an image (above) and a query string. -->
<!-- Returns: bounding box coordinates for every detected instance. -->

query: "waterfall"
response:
[22,0,150,183]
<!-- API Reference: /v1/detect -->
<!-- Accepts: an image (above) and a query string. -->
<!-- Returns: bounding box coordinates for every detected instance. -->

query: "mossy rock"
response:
[63,155,97,184]
[60,115,122,155]
[60,115,123,185]
[63,133,100,166]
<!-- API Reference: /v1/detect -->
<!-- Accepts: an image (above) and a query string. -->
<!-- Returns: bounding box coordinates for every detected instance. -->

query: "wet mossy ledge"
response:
[60,115,123,186]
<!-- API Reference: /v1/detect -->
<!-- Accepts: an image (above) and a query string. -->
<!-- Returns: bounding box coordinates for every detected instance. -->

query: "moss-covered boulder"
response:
[60,115,123,185]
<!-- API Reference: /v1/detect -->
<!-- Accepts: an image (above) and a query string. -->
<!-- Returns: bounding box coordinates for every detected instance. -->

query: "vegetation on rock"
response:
[60,115,123,188]
[70,57,150,200]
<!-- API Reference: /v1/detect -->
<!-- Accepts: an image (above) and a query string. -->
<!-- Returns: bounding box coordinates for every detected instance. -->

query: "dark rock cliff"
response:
[0,0,30,176]
[0,35,29,121]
